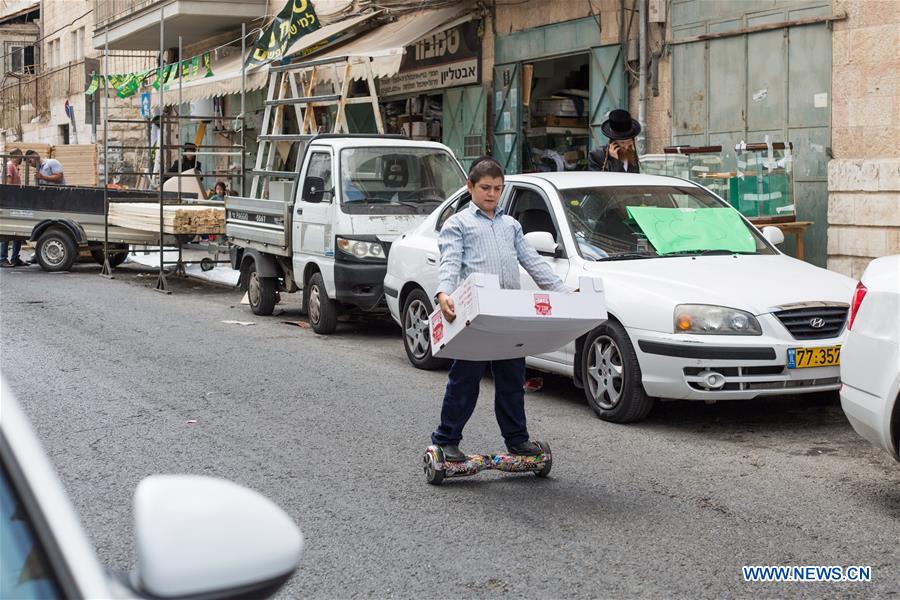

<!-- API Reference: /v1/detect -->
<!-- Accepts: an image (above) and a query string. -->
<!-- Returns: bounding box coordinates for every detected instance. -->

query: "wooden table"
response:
[752,220,812,261]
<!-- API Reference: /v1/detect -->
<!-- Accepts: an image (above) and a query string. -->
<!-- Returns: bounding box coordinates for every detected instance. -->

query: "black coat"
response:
[588,146,640,173]
[163,158,202,183]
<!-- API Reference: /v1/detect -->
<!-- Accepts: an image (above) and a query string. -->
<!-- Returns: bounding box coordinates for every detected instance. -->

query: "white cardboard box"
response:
[429,273,608,361]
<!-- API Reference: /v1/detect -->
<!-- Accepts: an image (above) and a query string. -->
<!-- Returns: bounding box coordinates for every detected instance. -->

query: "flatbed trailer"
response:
[0,183,179,271]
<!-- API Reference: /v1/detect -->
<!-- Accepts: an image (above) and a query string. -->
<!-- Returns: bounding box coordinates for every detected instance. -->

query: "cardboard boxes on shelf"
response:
[429,273,608,361]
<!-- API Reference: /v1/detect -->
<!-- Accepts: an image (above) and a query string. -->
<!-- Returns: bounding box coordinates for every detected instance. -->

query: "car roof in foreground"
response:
[509,171,701,190]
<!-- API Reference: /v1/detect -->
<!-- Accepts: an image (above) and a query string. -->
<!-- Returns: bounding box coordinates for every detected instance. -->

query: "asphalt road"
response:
[1,262,898,599]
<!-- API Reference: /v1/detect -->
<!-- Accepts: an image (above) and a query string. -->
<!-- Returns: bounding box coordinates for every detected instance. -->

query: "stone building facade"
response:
[0,0,153,183]
[826,0,900,278]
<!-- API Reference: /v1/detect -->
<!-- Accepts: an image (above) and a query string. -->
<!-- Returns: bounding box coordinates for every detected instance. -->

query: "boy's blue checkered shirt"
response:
[436,202,566,296]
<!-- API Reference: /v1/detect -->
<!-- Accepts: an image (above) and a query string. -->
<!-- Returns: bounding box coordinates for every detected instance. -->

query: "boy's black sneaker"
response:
[439,444,467,462]
[507,440,542,456]
[10,258,26,267]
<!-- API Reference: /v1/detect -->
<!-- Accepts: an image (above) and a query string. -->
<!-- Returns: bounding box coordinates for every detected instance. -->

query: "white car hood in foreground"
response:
[582,254,856,333]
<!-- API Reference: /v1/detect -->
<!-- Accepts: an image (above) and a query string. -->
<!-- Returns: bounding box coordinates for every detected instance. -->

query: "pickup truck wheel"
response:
[581,321,655,423]
[36,229,78,272]
[307,273,337,334]
[402,288,448,370]
[247,263,277,316]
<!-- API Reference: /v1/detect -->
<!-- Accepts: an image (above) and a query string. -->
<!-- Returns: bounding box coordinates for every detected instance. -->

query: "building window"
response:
[464,134,483,158]
[47,39,61,68]
[71,27,85,60]
[5,44,34,74]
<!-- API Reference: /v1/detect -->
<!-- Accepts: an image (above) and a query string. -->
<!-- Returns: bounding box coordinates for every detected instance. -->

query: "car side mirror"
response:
[524,231,559,257]
[134,475,303,599]
[302,176,325,203]
[762,226,785,246]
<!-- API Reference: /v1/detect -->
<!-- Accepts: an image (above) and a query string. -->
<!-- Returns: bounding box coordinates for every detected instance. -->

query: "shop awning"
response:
[165,10,383,104]
[305,6,474,83]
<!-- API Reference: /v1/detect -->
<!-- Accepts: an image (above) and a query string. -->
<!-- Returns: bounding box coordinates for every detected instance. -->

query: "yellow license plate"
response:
[788,345,841,369]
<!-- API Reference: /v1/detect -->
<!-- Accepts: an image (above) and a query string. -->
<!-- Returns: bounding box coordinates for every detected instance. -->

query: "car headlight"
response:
[674,304,762,335]
[336,237,386,262]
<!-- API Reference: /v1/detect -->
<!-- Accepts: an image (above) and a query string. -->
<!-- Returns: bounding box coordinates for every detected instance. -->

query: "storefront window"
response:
[339,147,465,214]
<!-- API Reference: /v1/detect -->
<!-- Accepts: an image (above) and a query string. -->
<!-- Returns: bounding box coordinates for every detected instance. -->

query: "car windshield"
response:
[559,185,775,261]
[340,147,465,215]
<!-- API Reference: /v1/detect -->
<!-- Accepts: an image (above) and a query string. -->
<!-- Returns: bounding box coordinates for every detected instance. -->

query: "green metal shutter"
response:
[443,85,486,171]
[588,45,627,149]
[671,19,832,266]
[492,63,522,174]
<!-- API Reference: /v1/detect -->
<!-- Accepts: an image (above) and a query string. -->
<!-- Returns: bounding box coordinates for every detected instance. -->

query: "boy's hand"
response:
[438,292,456,322]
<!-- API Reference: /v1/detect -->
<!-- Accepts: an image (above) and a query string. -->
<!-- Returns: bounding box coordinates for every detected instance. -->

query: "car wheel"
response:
[581,321,655,423]
[402,288,448,370]
[306,272,337,334]
[36,229,78,272]
[247,262,277,316]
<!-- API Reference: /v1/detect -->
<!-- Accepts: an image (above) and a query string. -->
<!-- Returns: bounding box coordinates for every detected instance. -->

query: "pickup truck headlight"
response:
[674,304,762,335]
[336,236,386,262]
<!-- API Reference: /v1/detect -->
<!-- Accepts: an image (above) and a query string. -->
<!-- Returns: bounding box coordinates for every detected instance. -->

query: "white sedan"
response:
[840,255,900,463]
[0,379,303,599]
[384,172,856,423]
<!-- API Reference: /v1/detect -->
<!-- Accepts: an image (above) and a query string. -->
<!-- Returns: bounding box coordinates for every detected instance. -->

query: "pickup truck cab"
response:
[226,134,465,333]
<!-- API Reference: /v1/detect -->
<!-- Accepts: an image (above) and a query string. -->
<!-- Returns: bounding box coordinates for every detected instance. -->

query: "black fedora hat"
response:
[601,109,641,140]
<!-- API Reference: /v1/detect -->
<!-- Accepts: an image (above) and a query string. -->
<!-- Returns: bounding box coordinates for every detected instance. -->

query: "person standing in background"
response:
[25,150,66,185]
[587,109,642,173]
[1,149,25,267]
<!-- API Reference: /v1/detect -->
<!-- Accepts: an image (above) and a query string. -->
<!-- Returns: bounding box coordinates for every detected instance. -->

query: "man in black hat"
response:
[588,109,642,173]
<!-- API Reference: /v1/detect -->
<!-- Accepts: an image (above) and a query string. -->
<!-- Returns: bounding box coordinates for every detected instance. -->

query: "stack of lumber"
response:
[14,142,52,158]
[51,144,98,186]
[109,203,225,234]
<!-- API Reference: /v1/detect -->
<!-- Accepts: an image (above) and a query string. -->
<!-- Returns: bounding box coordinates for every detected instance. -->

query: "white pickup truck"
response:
[226,134,465,333]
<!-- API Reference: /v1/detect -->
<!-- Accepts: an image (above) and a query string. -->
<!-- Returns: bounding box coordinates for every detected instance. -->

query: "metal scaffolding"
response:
[98,14,248,293]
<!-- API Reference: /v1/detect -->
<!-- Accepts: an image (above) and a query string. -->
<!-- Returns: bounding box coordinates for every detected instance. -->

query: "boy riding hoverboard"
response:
[424,157,566,484]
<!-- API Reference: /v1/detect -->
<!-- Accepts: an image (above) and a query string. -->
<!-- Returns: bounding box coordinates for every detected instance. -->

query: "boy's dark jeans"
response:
[431,358,529,449]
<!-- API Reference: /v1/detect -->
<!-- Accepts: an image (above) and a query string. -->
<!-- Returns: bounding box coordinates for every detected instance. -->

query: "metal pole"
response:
[100,29,114,278]
[176,35,185,278]
[177,36,182,204]
[241,22,247,197]
[637,0,647,155]
[90,70,97,144]
[155,8,170,294]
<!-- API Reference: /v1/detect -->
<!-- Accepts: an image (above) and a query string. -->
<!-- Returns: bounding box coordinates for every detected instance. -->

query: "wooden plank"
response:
[668,13,846,46]
[50,144,98,186]
[109,203,225,234]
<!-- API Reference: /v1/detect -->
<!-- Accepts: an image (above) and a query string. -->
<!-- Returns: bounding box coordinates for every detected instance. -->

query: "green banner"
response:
[247,0,321,65]
[84,74,102,95]
[625,206,757,255]
[86,53,216,97]
[202,52,213,77]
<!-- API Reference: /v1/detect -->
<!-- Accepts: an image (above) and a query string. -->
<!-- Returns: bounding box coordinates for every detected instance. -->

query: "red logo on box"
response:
[534,293,552,316]
[431,312,444,343]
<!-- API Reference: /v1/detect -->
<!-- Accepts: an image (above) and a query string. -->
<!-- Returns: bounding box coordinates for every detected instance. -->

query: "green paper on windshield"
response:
[625,206,756,254]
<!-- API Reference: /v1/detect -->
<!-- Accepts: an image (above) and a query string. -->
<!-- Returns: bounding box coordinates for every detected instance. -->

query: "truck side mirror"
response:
[302,176,325,203]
